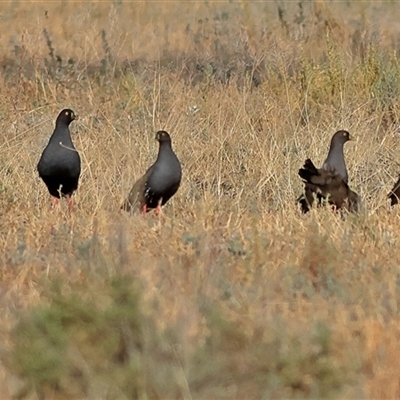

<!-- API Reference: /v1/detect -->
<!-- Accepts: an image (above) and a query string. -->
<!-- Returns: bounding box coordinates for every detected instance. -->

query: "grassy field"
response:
[1,1,400,398]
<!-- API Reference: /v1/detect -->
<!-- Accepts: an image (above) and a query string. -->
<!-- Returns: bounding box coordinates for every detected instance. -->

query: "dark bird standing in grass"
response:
[37,109,81,210]
[388,176,400,206]
[298,130,360,213]
[122,130,182,214]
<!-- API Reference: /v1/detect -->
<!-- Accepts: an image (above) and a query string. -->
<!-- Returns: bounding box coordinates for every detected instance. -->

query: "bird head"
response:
[155,130,171,143]
[333,130,354,145]
[56,109,77,126]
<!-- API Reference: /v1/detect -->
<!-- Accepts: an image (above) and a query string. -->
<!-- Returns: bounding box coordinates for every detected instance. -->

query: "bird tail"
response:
[297,195,311,213]
[298,158,318,183]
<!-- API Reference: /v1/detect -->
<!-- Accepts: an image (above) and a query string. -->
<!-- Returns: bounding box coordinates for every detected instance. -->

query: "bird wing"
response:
[298,158,359,212]
[121,166,154,212]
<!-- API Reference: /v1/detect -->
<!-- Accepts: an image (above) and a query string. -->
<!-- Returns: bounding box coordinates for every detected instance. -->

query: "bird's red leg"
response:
[155,205,162,216]
[141,204,147,214]
[52,197,59,208]
[67,196,73,211]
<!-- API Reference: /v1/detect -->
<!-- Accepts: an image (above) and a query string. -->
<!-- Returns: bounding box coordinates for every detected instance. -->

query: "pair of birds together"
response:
[37,109,182,213]
[298,130,400,212]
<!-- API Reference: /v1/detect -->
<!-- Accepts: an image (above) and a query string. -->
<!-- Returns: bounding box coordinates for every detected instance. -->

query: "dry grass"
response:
[1,1,400,398]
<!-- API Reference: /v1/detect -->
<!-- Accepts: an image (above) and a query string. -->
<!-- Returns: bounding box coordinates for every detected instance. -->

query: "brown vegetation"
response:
[1,1,400,398]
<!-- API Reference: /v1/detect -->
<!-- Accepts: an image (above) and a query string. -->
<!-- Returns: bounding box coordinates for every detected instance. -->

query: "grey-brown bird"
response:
[122,130,182,214]
[298,130,359,213]
[298,159,359,213]
[388,176,400,206]
[37,109,81,210]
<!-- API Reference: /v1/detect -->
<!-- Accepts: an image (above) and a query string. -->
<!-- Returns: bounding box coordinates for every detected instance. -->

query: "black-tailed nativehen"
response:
[37,109,81,210]
[388,176,400,206]
[122,130,182,214]
[298,130,359,213]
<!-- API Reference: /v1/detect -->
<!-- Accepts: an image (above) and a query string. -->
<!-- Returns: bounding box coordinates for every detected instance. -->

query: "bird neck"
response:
[327,142,344,158]
[55,121,70,129]
[159,141,172,151]
[52,125,72,143]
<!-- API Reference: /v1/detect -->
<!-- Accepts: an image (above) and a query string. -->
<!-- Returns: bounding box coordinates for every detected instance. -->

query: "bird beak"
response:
[72,114,78,121]
[349,134,355,141]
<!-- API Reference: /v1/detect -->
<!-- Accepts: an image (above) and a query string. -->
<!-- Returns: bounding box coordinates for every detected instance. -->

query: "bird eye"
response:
[65,111,69,116]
